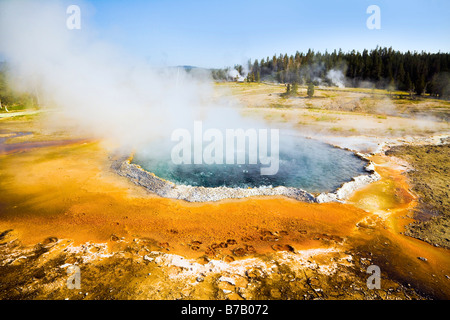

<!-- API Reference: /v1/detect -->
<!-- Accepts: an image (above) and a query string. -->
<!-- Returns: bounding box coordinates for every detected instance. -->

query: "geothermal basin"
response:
[117,132,377,202]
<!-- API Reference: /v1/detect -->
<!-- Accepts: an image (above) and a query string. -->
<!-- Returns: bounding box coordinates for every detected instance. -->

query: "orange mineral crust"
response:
[0,141,366,259]
[1,137,450,299]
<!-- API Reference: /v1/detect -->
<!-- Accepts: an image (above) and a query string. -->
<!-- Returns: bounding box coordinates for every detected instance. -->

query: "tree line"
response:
[213,47,450,98]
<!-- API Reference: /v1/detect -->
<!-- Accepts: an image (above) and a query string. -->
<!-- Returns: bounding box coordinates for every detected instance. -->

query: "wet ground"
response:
[0,132,448,300]
[385,144,450,249]
[0,130,86,155]
[0,108,449,300]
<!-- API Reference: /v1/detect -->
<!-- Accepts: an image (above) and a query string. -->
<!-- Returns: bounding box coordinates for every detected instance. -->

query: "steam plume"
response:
[0,0,244,152]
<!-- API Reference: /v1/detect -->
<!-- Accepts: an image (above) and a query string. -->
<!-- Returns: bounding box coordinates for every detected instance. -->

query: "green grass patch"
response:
[314,115,338,122]
[269,103,289,109]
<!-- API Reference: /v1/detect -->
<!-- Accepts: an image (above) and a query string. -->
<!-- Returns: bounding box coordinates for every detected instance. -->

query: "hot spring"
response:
[131,132,369,194]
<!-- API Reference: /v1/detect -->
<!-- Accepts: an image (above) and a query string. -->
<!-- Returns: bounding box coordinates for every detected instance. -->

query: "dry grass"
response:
[219,82,450,137]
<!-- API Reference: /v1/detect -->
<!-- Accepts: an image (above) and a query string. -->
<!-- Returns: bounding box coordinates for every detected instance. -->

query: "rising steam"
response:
[326,69,346,88]
[0,0,246,152]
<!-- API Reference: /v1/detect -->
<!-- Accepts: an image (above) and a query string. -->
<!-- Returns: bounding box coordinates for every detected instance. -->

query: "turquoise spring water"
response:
[132,134,368,193]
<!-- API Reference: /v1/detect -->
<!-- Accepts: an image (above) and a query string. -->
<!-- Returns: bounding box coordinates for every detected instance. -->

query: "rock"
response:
[271,244,295,252]
[218,275,235,284]
[143,255,154,262]
[167,265,182,277]
[234,276,248,288]
[196,256,209,265]
[42,236,58,246]
[223,255,235,263]
[218,281,235,292]
[246,268,263,278]
[10,256,27,266]
[417,257,428,262]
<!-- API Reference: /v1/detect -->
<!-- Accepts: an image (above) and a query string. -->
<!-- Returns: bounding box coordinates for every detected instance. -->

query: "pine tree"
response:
[212,47,450,96]
[291,82,298,95]
[307,83,314,98]
[415,74,426,95]
[405,73,414,97]
[387,77,395,95]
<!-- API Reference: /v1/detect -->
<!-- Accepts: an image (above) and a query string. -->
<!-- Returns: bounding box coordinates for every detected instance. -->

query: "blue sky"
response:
[76,0,449,68]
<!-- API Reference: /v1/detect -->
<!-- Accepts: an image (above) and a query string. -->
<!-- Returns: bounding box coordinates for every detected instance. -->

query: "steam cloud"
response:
[0,0,251,153]
[227,69,245,81]
[326,69,346,88]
